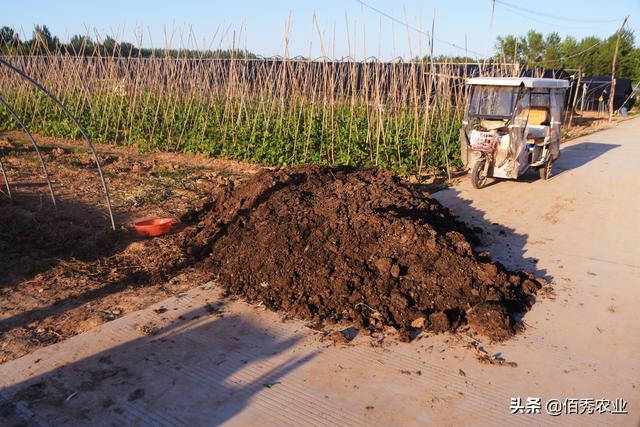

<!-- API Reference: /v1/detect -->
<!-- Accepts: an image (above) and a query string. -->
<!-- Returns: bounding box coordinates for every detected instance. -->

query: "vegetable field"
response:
[0,53,519,175]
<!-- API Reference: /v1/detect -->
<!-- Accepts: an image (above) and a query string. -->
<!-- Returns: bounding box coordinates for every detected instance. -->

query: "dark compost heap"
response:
[182,166,542,341]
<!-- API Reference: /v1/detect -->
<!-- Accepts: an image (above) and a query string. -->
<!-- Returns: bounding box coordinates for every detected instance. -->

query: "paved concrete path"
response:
[1,118,639,426]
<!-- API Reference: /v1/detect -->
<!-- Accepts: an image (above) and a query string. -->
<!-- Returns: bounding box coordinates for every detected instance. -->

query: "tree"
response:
[613,29,637,80]
[542,32,562,68]
[429,55,477,63]
[558,36,578,68]
[119,42,134,57]
[101,36,117,55]
[69,34,94,55]
[1,26,14,45]
[494,29,640,81]
[522,30,545,65]
[0,26,20,53]
[32,25,59,52]
[495,34,522,62]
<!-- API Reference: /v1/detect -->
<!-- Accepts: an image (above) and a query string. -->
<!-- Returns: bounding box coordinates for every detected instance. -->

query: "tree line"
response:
[0,25,257,59]
[495,29,639,80]
[1,24,639,80]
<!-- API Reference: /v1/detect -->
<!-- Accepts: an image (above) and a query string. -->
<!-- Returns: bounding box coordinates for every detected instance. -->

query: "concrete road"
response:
[1,118,639,426]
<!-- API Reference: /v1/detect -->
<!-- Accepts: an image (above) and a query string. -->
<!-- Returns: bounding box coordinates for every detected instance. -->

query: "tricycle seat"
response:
[526,125,548,140]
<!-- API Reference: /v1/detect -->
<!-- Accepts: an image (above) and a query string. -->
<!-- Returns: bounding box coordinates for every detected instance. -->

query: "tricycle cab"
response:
[460,77,569,187]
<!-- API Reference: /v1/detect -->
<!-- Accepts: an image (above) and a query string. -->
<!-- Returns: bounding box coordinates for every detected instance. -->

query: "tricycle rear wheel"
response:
[471,158,489,189]
[539,160,552,180]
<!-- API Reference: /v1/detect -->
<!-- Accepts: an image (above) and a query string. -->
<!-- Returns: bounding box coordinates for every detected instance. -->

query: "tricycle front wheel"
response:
[471,158,489,189]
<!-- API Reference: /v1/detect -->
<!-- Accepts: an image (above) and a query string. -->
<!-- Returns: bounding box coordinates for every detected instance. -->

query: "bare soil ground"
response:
[562,110,632,140]
[0,132,260,363]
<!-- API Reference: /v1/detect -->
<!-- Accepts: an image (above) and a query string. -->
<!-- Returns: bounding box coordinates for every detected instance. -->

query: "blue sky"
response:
[4,1,638,59]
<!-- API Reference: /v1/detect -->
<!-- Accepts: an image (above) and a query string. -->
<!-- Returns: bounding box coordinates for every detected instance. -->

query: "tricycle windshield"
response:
[468,85,519,118]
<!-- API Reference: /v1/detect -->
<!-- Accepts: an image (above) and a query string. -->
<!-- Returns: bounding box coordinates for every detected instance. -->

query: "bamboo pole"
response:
[609,15,629,122]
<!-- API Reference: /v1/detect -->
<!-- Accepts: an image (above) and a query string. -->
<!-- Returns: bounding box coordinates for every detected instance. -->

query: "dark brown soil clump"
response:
[183,165,542,341]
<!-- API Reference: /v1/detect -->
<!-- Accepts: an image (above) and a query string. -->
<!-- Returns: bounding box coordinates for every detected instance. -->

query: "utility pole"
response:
[568,67,582,127]
[513,37,519,76]
[481,0,496,76]
[609,15,629,122]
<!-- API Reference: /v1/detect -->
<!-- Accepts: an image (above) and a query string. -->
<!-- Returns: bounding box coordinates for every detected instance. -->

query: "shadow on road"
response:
[431,187,550,283]
[553,142,620,178]
[488,142,621,186]
[1,303,316,426]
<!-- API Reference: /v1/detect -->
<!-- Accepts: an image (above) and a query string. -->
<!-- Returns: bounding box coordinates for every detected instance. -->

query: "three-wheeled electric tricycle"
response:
[460,77,569,189]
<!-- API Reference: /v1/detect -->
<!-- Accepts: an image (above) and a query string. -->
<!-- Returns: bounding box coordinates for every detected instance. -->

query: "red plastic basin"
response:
[134,218,173,237]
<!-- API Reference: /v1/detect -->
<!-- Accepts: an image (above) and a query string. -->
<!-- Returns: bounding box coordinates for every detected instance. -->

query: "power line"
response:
[356,0,620,67]
[495,2,618,29]
[525,17,628,65]
[504,37,608,66]
[495,13,624,66]
[355,0,487,57]
[536,39,607,64]
[494,0,620,24]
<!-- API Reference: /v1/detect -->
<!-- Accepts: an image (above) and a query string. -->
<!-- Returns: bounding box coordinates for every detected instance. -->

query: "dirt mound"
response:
[182,166,542,341]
